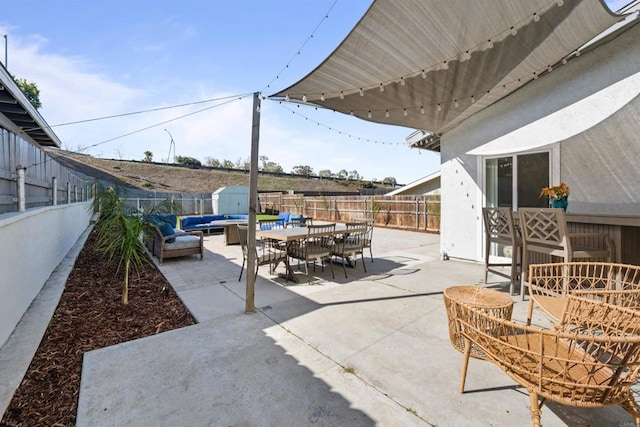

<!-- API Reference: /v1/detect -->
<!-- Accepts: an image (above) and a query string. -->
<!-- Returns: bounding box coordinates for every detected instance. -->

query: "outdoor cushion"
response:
[181,216,205,229]
[164,234,200,250]
[277,212,291,222]
[158,221,176,243]
[202,215,225,222]
[149,213,177,228]
[226,214,249,220]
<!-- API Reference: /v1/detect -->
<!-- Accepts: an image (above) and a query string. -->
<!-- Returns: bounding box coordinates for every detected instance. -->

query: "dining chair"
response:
[331,222,368,278]
[287,216,311,228]
[353,217,375,262]
[482,207,521,295]
[518,207,612,299]
[287,223,336,285]
[237,224,288,281]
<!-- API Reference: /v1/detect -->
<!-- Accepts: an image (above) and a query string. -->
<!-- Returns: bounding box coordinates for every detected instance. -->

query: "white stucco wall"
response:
[0,202,93,348]
[439,22,640,261]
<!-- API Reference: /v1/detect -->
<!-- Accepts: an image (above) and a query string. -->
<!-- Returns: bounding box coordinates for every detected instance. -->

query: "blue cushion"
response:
[181,216,204,229]
[149,213,177,228]
[202,215,225,222]
[158,222,176,243]
[226,214,248,220]
[277,212,291,222]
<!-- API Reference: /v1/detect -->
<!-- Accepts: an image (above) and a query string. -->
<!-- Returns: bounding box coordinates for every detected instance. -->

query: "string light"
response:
[403,108,408,116]
[276,103,403,146]
[420,106,425,114]
[367,110,372,118]
[302,94,307,102]
[277,1,581,114]
[385,110,390,118]
[285,94,290,102]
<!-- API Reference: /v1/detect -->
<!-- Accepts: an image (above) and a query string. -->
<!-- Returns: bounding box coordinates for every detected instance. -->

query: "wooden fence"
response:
[258,193,440,233]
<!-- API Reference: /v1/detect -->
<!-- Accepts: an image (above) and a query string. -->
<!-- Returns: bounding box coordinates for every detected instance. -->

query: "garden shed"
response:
[211,186,249,215]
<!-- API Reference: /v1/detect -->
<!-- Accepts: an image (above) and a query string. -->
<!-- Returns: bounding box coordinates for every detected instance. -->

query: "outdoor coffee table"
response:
[206,219,247,245]
[443,285,514,392]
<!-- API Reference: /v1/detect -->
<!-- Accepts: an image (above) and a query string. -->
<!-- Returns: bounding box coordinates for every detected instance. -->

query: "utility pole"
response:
[3,35,7,68]
[164,128,175,163]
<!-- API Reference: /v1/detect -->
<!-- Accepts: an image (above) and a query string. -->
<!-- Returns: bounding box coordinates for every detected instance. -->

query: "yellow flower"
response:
[540,182,570,200]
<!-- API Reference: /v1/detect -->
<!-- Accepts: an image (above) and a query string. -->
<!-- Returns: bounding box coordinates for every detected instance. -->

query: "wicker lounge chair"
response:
[526,262,640,325]
[454,294,640,426]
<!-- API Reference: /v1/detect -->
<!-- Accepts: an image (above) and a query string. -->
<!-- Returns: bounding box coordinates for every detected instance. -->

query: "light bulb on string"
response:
[462,51,471,61]
[385,110,390,118]
[562,58,568,65]
[350,110,354,116]
[533,13,540,22]
[547,65,553,73]
[285,94,290,102]
[339,91,344,99]
[533,72,539,80]
[421,69,427,78]
[302,94,307,102]
[470,95,475,103]
[437,103,442,112]
[379,84,385,92]
[367,111,372,118]
[400,77,405,86]
[420,106,425,114]
[511,26,518,36]
[359,88,364,96]
[442,61,449,70]
[575,50,581,56]
[454,99,459,108]
[557,0,564,5]
[320,94,325,101]
[487,39,493,49]
[403,108,408,116]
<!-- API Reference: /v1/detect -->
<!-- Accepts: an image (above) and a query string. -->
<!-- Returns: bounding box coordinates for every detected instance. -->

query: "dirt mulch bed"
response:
[0,229,196,426]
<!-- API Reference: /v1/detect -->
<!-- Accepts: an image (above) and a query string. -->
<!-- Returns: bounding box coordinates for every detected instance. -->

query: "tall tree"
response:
[292,165,313,176]
[14,77,42,109]
[143,151,153,162]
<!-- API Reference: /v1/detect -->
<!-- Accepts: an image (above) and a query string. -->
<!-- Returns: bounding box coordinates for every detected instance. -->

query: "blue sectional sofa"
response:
[180,214,250,234]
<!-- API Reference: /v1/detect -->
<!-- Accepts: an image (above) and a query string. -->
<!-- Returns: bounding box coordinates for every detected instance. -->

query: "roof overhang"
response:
[0,64,61,147]
[270,0,621,148]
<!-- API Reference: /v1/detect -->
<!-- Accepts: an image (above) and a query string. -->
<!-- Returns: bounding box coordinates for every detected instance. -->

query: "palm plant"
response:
[92,185,149,305]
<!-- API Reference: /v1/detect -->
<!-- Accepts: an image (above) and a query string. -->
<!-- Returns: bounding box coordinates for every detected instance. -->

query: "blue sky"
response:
[0,0,631,184]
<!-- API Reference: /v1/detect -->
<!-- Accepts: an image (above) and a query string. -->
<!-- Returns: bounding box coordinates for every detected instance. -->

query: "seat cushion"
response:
[165,234,200,250]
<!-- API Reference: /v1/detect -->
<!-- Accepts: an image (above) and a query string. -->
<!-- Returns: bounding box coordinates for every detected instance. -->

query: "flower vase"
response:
[551,196,568,212]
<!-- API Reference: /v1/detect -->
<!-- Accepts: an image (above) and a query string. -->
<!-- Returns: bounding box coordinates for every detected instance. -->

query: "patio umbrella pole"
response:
[245,92,261,313]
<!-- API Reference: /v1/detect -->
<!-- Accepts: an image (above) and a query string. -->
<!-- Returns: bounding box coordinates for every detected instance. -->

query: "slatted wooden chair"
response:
[482,207,522,295]
[526,262,640,325]
[237,224,288,281]
[288,223,336,285]
[331,221,368,278]
[455,294,640,426]
[518,208,612,299]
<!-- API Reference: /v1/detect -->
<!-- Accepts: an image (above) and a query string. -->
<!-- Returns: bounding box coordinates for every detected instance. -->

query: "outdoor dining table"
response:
[256,223,348,282]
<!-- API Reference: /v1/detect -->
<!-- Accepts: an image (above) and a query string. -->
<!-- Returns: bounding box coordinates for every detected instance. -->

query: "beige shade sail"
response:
[271,0,620,137]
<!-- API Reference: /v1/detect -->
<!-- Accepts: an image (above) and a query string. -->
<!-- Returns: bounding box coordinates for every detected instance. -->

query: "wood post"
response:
[245,92,261,314]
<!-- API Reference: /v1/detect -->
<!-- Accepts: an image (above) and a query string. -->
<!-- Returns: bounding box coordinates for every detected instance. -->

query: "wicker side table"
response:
[443,285,514,392]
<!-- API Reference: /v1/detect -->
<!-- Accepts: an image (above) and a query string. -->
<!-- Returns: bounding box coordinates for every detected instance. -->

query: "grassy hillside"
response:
[50,151,386,194]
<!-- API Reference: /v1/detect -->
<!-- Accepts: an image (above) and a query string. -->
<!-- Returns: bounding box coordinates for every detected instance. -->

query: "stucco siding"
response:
[439,23,640,261]
[0,202,92,348]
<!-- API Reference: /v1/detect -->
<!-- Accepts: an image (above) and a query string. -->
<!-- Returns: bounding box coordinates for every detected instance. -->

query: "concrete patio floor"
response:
[3,226,636,426]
